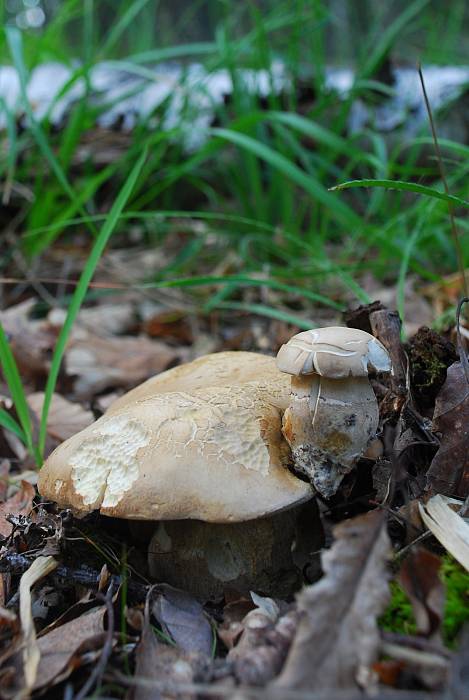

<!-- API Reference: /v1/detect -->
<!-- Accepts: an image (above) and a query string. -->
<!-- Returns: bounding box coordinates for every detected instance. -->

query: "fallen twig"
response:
[0,551,149,602]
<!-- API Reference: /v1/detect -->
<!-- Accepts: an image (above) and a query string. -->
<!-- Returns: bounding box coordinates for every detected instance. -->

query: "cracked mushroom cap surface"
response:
[108,351,286,414]
[38,356,312,522]
[276,326,391,379]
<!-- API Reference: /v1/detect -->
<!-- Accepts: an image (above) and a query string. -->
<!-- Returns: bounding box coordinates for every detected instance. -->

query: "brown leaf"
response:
[0,299,55,381]
[152,585,213,657]
[143,310,193,344]
[28,392,94,444]
[399,548,445,640]
[273,510,391,692]
[48,301,136,338]
[33,606,106,691]
[0,481,35,538]
[427,362,469,498]
[130,592,207,700]
[65,333,182,399]
[0,460,11,501]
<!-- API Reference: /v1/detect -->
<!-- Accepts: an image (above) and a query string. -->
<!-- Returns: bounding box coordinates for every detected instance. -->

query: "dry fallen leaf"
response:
[426,362,469,499]
[33,606,106,691]
[273,510,390,692]
[28,392,94,443]
[152,585,213,657]
[66,333,182,398]
[228,594,299,686]
[399,548,445,640]
[0,481,35,538]
[130,592,207,700]
[48,300,136,338]
[0,299,55,381]
[419,495,469,572]
[19,556,58,693]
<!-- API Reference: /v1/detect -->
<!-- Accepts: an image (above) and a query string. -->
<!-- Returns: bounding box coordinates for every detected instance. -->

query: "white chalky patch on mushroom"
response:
[69,413,149,508]
[143,389,272,475]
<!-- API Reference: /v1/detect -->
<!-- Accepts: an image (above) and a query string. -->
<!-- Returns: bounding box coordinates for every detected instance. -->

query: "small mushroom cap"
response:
[108,351,285,414]
[276,326,391,379]
[38,377,311,523]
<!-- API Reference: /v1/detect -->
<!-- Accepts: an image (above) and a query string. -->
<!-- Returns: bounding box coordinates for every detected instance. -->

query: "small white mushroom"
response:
[276,327,392,497]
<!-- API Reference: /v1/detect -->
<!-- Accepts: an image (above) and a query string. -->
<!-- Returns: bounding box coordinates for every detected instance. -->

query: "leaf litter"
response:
[0,276,469,699]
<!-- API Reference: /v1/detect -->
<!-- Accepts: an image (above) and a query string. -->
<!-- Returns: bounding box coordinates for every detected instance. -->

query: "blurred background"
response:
[1,0,469,339]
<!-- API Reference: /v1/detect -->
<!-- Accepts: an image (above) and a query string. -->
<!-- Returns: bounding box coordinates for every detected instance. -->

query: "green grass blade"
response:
[127,42,216,64]
[0,325,35,456]
[330,179,469,209]
[215,302,316,329]
[100,0,152,57]
[0,409,27,443]
[359,0,429,79]
[38,147,148,458]
[266,111,380,169]
[211,127,362,229]
[5,26,98,238]
[142,274,344,310]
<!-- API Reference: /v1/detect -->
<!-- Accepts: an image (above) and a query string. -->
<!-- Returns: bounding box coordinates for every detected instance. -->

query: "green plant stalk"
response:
[0,325,40,462]
[38,147,148,459]
[5,27,99,239]
[330,179,469,209]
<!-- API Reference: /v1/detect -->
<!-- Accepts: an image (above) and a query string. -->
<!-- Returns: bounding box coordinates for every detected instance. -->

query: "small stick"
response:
[0,552,148,603]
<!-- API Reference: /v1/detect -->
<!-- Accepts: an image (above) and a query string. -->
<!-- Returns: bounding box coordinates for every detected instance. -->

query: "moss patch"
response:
[380,555,469,645]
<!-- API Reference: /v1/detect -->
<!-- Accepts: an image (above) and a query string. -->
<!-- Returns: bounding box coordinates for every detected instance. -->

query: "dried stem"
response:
[417,64,468,299]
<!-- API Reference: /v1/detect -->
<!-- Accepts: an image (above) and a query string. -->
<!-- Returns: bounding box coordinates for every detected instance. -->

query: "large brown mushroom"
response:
[38,351,319,598]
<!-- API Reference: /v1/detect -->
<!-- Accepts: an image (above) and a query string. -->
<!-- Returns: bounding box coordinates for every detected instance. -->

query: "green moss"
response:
[441,556,469,645]
[380,580,417,636]
[380,555,469,645]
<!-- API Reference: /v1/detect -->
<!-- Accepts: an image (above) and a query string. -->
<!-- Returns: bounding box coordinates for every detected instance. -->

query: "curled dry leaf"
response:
[228,594,299,687]
[19,556,58,693]
[426,362,469,499]
[419,495,469,572]
[273,510,391,692]
[28,392,94,444]
[0,481,35,538]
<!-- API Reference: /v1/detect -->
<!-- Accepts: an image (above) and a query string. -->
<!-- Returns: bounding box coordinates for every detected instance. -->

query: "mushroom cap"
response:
[276,326,391,379]
[38,366,311,522]
[108,351,285,414]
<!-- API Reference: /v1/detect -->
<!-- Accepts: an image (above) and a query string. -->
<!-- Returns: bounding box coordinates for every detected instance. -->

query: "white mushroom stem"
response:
[282,375,379,497]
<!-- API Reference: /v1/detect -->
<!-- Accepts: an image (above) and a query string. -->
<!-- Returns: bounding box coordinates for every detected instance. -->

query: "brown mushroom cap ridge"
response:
[38,355,312,522]
[276,326,391,379]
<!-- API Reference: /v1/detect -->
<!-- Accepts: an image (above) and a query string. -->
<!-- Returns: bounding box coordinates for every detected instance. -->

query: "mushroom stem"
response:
[148,501,322,600]
[283,376,379,497]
